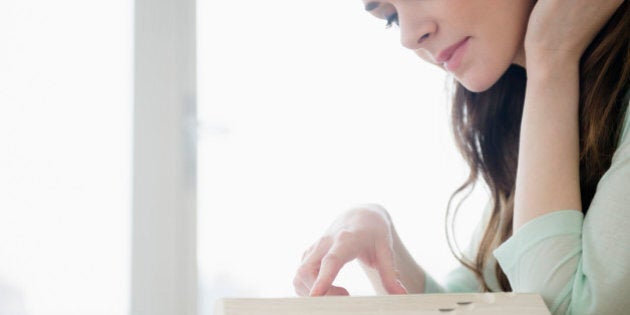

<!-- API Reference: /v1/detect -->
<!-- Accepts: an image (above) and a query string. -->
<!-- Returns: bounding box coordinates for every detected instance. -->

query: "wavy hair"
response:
[445,2,630,291]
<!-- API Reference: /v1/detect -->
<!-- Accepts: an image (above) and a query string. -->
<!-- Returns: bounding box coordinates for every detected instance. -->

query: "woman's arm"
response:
[513,0,623,230]
[513,57,582,230]
[495,130,630,313]
[497,2,628,314]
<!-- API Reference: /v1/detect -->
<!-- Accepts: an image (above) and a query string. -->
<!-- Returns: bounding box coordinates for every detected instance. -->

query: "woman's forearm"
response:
[514,58,583,231]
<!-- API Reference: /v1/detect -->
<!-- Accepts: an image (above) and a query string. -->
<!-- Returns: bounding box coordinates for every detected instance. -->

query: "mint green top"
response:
[424,100,630,315]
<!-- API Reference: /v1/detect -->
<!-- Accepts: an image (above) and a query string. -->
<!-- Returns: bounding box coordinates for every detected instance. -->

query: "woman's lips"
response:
[436,37,471,72]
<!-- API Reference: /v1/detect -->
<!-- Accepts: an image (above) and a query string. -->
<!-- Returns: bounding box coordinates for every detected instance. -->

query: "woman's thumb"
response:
[383,277,408,294]
[375,242,407,294]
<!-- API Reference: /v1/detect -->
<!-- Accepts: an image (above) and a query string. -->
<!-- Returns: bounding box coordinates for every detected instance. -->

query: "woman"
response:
[293,0,629,314]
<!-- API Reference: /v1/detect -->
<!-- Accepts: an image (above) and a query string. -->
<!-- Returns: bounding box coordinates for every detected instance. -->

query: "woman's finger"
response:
[301,242,318,262]
[301,249,310,262]
[297,238,333,288]
[325,285,350,296]
[294,236,337,296]
[309,247,353,296]
[293,276,310,296]
[294,262,320,293]
[301,237,331,265]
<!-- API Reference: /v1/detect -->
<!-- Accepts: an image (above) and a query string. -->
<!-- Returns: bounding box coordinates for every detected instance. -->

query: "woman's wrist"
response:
[524,49,581,82]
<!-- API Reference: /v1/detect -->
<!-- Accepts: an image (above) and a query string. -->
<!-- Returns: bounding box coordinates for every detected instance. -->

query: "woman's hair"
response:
[446,2,629,292]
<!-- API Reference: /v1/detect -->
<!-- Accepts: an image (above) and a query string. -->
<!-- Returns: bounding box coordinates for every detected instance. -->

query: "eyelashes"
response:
[385,13,399,28]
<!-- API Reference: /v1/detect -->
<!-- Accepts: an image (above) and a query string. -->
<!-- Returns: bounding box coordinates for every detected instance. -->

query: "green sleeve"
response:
[493,105,630,315]
[423,265,481,294]
[423,272,445,293]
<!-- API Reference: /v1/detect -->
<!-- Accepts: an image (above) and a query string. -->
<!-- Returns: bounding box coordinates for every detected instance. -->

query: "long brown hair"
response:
[446,2,630,292]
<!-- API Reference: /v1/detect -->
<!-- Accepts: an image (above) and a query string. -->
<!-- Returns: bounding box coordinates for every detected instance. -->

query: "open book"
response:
[215,292,551,315]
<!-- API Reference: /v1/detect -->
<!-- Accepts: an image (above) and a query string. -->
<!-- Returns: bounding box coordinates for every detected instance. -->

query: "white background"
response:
[0,0,131,314]
[196,0,488,313]
[0,0,488,314]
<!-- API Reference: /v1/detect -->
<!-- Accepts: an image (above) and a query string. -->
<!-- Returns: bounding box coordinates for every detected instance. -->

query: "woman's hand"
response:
[524,0,624,67]
[293,204,408,296]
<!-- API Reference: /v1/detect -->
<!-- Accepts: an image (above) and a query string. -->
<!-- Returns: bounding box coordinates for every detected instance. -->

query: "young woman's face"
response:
[363,0,534,92]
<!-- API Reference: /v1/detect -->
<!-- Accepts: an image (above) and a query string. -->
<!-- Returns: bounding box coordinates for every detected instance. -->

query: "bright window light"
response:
[197,0,488,314]
[0,1,132,314]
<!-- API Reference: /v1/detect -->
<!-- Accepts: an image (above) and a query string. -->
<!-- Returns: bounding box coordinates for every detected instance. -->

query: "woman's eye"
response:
[385,13,399,28]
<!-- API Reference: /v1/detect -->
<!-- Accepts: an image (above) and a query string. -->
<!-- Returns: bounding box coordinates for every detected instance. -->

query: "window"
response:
[0,0,488,313]
[0,1,132,314]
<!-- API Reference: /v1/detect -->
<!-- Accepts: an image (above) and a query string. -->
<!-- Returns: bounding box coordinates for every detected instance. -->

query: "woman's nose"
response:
[400,19,437,51]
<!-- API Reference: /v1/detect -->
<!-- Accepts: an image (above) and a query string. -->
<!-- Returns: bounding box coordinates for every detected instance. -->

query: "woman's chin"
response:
[456,63,518,93]
[459,81,493,93]
[457,74,500,93]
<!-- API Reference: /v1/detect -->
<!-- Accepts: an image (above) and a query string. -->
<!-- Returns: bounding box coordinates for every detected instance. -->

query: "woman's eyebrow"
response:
[365,2,380,11]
